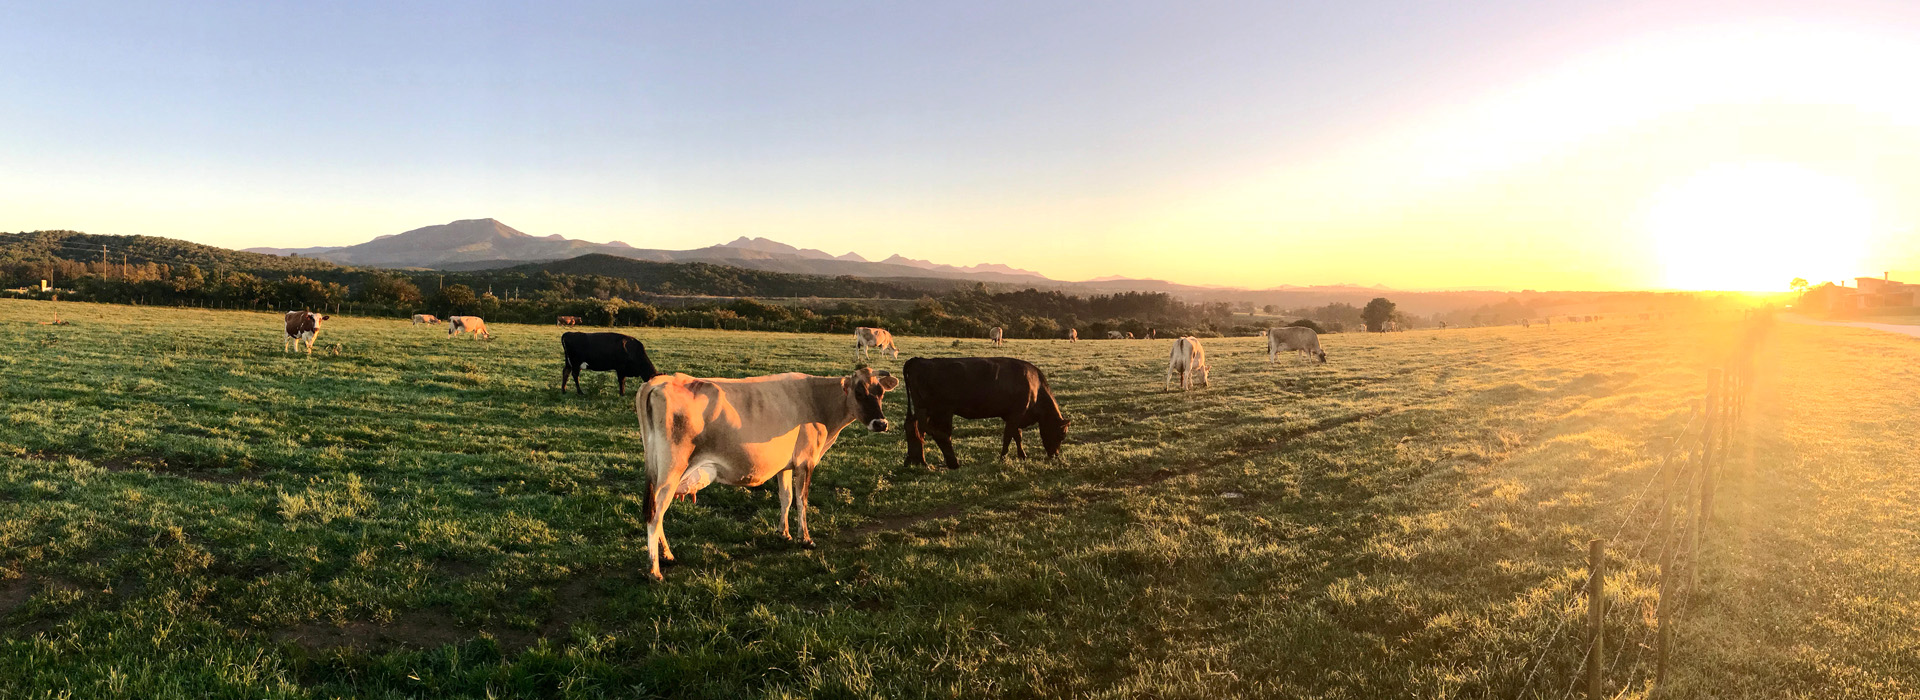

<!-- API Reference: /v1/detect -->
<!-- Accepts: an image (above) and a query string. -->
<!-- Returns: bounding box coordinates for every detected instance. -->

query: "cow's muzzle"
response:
[867,419,891,432]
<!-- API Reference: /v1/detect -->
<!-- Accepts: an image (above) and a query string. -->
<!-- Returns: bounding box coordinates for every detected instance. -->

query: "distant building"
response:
[1813,273,1920,313]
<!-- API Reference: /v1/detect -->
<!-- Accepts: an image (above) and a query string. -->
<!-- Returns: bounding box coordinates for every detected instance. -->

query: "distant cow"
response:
[560,332,661,396]
[1107,331,1124,339]
[901,357,1071,469]
[1067,329,1078,342]
[448,316,491,339]
[1267,326,1327,363]
[853,327,898,362]
[283,311,329,355]
[557,316,582,327]
[989,326,1004,348]
[411,314,440,326]
[635,368,900,579]
[1145,329,1158,340]
[1125,332,1136,340]
[1167,337,1210,391]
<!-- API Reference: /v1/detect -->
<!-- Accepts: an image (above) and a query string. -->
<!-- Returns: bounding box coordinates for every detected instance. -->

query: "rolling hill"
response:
[247,219,1054,284]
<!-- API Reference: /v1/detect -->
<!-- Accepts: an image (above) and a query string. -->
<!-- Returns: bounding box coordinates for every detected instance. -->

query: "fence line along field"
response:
[0,298,1914,698]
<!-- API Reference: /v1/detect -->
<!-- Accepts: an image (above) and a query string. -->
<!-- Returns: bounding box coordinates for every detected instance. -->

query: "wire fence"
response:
[1513,310,1772,699]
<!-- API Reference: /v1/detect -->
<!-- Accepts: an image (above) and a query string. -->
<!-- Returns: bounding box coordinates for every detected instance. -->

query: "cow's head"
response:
[1041,418,1071,458]
[844,368,900,432]
[1316,348,1328,363]
[1198,364,1211,387]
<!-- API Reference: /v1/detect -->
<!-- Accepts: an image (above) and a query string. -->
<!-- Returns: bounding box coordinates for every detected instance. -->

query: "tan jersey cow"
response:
[283,311,329,354]
[447,316,491,339]
[853,327,897,362]
[636,368,900,579]
[411,314,440,325]
[1266,326,1327,363]
[1167,336,1210,391]
[990,326,1004,348]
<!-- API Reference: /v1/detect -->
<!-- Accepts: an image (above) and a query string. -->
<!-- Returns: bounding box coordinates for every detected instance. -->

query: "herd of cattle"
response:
[277,310,1332,579]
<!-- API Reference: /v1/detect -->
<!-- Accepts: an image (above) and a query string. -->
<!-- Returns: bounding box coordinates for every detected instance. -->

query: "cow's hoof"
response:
[799,539,816,550]
[648,571,664,582]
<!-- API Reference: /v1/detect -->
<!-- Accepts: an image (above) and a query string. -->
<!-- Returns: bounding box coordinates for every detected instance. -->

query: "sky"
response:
[5,0,1920,291]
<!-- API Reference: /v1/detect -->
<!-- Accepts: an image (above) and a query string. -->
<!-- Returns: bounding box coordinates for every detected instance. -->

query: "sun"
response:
[1645,162,1875,291]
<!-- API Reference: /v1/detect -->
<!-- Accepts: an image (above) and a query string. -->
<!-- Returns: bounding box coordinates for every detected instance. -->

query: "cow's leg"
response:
[618,375,626,396]
[777,469,795,540]
[903,413,929,467]
[1001,421,1028,459]
[929,413,960,469]
[795,462,815,547]
[646,480,677,580]
[1010,423,1027,458]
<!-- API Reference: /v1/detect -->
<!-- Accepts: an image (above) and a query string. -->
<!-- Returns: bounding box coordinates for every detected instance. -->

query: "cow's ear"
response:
[878,374,900,391]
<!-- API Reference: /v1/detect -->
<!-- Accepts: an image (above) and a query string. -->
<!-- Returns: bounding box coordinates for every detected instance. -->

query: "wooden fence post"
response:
[1699,369,1722,533]
[1588,538,1606,700]
[1656,439,1678,690]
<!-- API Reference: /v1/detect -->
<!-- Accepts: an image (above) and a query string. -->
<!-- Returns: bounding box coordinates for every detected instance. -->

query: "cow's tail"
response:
[637,380,668,521]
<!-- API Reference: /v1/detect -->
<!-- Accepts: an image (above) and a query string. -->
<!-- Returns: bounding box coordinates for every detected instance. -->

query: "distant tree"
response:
[359,273,423,307]
[435,283,478,314]
[1790,277,1810,293]
[1262,304,1280,314]
[1288,318,1328,334]
[1362,297,1397,332]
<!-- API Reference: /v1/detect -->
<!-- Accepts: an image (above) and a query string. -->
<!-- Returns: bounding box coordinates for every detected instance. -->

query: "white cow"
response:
[636,368,900,579]
[1166,336,1210,391]
[447,316,491,339]
[853,327,898,362]
[990,326,1004,348]
[1267,326,1327,363]
[1107,331,1124,339]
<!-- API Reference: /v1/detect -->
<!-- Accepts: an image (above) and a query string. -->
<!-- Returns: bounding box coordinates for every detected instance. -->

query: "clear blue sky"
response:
[6,1,1918,289]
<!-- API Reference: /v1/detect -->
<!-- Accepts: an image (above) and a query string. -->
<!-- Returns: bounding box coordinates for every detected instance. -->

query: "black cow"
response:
[902,357,1070,469]
[560,332,661,396]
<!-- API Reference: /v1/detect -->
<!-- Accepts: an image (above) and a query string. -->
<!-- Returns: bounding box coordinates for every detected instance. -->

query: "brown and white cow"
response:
[989,326,1004,348]
[557,316,581,326]
[635,368,900,579]
[853,327,897,362]
[1066,329,1078,342]
[1267,326,1327,363]
[283,311,329,354]
[411,314,440,326]
[448,316,491,339]
[1167,336,1210,391]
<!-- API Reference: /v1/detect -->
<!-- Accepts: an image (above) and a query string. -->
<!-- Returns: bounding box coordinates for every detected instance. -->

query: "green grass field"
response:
[0,298,1914,699]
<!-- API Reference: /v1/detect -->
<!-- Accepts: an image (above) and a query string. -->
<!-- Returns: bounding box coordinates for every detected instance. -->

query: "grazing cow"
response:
[989,326,1004,348]
[560,332,661,396]
[411,314,440,326]
[557,316,582,327]
[1521,318,1531,328]
[283,311,329,354]
[448,316,491,339]
[1125,332,1136,340]
[1167,337,1210,390]
[853,327,898,362]
[1067,329,1078,342]
[901,357,1071,469]
[635,368,900,579]
[1145,329,1158,340]
[1107,331,1124,339]
[1267,326,1327,363]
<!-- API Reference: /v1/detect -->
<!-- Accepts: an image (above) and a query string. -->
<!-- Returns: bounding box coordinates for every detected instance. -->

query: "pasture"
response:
[0,299,1914,699]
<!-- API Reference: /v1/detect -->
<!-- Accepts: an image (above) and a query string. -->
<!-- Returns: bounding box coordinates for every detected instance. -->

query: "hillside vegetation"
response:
[0,299,1902,698]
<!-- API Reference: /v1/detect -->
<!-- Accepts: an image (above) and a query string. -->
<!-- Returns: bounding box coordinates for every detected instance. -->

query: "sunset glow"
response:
[4,5,1920,290]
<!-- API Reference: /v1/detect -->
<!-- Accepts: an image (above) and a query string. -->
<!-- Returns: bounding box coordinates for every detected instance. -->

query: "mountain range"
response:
[245,218,1052,284]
